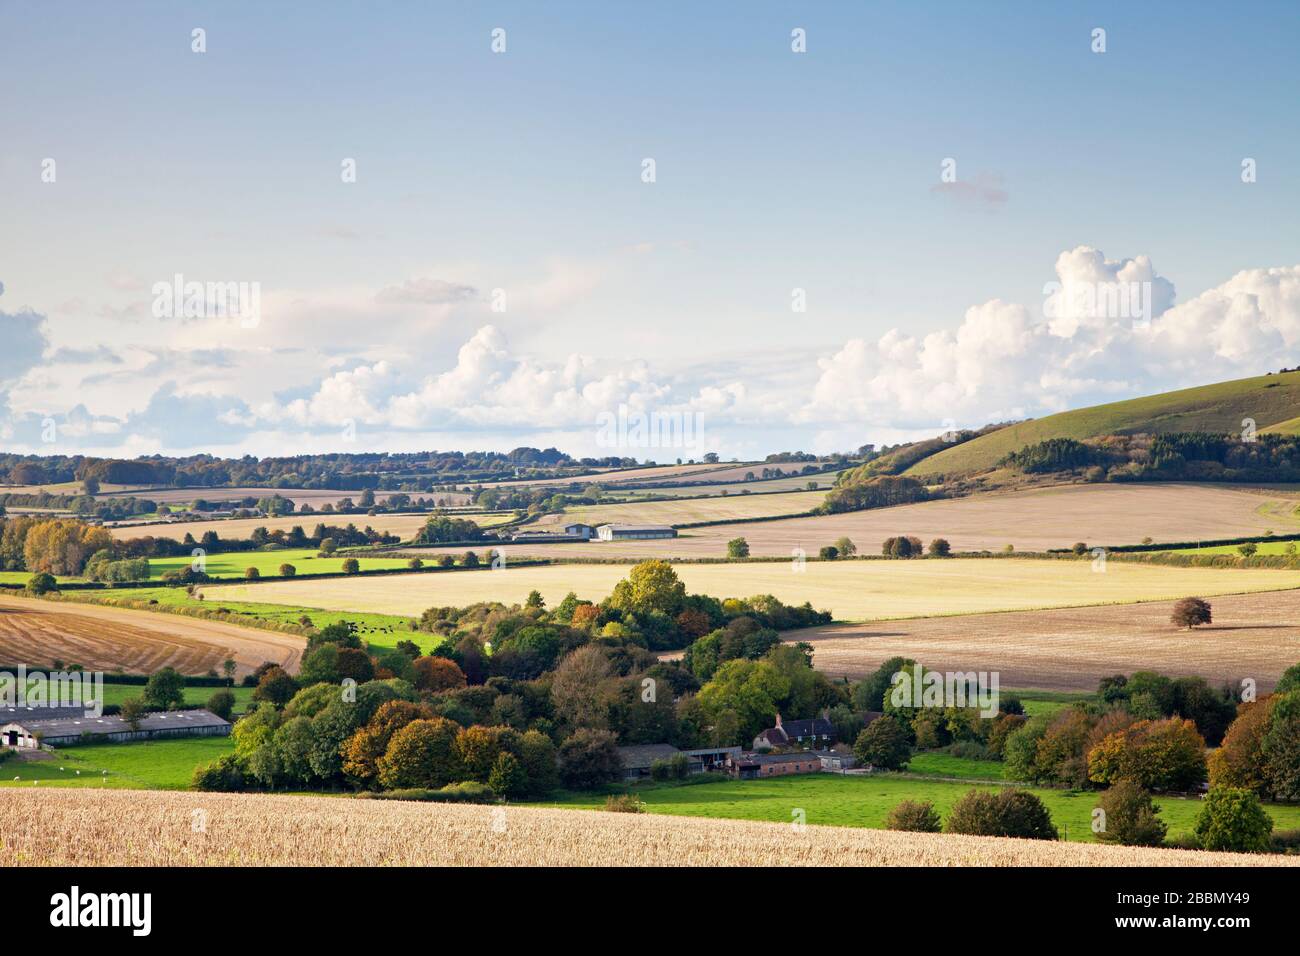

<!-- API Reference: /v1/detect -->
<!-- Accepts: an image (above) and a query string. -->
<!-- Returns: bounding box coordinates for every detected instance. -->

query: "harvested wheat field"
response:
[111,511,448,543]
[410,483,1300,560]
[0,594,302,677]
[531,489,826,528]
[205,558,1300,621]
[1,789,1289,867]
[795,587,1300,692]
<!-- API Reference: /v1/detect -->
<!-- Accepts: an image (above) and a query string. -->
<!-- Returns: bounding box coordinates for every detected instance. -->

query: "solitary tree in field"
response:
[834,536,856,557]
[342,558,361,574]
[1171,597,1212,629]
[727,537,750,558]
[928,538,951,557]
[221,658,236,685]
[1237,543,1258,557]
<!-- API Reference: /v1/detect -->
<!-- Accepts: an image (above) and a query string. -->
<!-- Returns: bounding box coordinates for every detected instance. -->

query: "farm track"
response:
[3,789,1292,866]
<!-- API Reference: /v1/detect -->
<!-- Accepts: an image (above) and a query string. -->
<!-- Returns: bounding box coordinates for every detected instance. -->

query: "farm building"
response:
[617,743,685,780]
[595,524,677,541]
[727,751,824,779]
[564,523,597,539]
[817,751,858,772]
[753,711,835,751]
[616,744,742,780]
[1,706,231,749]
[508,531,587,543]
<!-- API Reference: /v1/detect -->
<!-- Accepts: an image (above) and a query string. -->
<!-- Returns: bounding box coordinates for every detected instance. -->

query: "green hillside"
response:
[907,370,1300,477]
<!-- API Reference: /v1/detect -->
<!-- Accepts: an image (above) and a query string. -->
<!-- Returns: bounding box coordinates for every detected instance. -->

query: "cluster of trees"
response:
[195,562,845,796]
[1206,663,1300,803]
[0,448,664,498]
[414,516,487,544]
[886,789,1058,840]
[0,491,158,520]
[999,431,1300,484]
[0,517,114,575]
[880,536,950,558]
[820,475,931,515]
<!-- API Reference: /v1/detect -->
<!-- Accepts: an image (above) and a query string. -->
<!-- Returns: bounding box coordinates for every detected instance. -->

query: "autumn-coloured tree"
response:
[674,608,712,641]
[411,656,467,693]
[336,647,375,684]
[376,717,461,790]
[1088,717,1207,791]
[342,700,432,786]
[22,519,113,575]
[570,603,600,629]
[1170,596,1212,629]
[454,725,521,782]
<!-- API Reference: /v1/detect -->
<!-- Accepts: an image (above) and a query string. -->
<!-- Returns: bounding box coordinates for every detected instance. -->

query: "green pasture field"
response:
[61,586,436,654]
[146,548,418,581]
[0,736,235,790]
[8,677,254,711]
[538,773,1300,843]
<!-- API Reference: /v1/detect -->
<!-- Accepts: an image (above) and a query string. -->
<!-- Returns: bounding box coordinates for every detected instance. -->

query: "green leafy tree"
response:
[1194,787,1273,853]
[488,751,527,798]
[341,557,360,574]
[853,716,913,770]
[833,536,856,557]
[119,697,147,731]
[727,537,750,558]
[557,728,622,789]
[885,799,941,832]
[143,667,185,710]
[945,788,1058,840]
[206,689,237,721]
[1094,780,1167,847]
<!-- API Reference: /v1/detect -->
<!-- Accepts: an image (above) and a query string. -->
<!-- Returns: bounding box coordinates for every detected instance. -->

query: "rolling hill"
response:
[907,370,1300,476]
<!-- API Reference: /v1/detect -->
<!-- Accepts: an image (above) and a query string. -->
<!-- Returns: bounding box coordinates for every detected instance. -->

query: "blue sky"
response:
[2,1,1298,459]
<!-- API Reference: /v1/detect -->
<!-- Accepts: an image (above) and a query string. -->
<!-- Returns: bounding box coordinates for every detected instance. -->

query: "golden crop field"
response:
[0,594,301,677]
[534,489,825,528]
[796,587,1300,692]
[3,789,1289,867]
[203,558,1300,621]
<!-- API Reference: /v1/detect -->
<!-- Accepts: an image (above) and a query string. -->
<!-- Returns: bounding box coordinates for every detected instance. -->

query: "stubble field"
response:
[0,594,302,676]
[791,587,1300,691]
[404,483,1300,560]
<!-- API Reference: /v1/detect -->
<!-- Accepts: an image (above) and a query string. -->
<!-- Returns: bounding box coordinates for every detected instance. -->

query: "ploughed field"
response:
[405,483,1300,559]
[791,587,1300,692]
[3,789,1291,867]
[202,558,1300,621]
[0,594,302,677]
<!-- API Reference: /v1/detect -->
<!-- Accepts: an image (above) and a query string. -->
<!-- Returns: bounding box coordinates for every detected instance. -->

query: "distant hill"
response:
[907,370,1300,477]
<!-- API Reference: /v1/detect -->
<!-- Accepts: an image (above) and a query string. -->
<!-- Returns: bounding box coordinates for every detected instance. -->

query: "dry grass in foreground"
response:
[3,789,1293,867]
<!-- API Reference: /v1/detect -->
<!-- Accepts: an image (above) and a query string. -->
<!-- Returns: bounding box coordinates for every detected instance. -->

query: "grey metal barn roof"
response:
[0,705,90,721]
[2,708,231,740]
[617,744,682,770]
